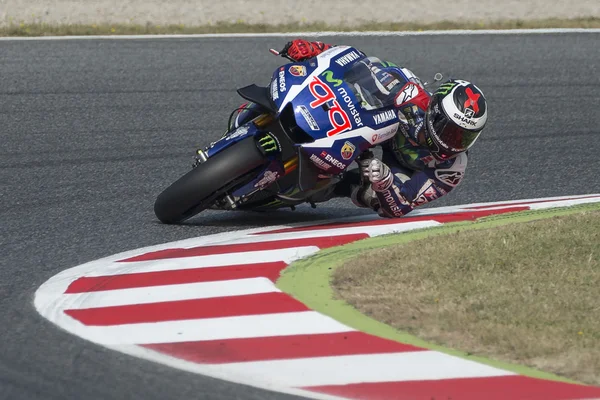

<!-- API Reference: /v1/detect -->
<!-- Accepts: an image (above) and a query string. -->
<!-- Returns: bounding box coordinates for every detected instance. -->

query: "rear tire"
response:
[154,137,267,224]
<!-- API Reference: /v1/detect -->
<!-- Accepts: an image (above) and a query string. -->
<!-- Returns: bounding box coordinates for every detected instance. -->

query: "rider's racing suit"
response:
[332,53,467,218]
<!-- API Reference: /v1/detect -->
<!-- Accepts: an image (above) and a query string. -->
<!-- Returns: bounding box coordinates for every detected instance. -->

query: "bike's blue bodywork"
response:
[203,46,403,208]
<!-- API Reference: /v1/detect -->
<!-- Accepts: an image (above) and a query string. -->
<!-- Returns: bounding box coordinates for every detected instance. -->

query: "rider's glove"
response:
[280,39,332,61]
[358,157,394,192]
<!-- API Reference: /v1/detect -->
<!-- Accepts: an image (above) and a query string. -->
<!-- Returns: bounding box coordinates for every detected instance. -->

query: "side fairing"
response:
[268,46,413,173]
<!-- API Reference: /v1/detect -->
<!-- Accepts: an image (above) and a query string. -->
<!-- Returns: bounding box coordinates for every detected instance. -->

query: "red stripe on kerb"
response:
[64,292,308,326]
[64,262,287,294]
[143,331,424,364]
[120,233,369,262]
[304,375,600,400]
[259,207,530,234]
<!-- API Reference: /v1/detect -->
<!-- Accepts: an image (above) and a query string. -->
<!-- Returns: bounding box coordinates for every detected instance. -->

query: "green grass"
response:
[277,202,600,386]
[334,207,600,385]
[2,17,600,37]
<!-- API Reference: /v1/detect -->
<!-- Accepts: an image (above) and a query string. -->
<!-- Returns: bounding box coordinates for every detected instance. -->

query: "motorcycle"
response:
[154,46,406,224]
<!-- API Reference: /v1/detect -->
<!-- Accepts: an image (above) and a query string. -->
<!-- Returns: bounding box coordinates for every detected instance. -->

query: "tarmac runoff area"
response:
[2,0,600,27]
[34,195,600,400]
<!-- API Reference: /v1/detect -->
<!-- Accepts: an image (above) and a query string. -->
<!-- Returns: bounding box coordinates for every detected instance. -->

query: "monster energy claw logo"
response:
[321,71,343,87]
[436,82,457,96]
[259,134,278,153]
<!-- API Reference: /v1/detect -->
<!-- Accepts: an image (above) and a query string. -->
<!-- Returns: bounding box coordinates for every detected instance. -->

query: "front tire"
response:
[154,137,267,224]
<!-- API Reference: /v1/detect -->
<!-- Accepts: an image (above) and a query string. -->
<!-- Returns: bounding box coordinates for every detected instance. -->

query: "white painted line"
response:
[86,246,319,276]
[452,194,600,210]
[65,311,355,345]
[216,350,514,387]
[528,197,600,210]
[51,278,278,309]
[2,28,600,41]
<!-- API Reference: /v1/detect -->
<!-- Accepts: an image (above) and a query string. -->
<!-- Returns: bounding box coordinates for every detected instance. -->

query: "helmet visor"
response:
[427,98,481,153]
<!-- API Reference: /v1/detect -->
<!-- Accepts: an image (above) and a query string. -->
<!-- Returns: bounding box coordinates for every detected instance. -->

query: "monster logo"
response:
[436,82,457,96]
[258,134,279,154]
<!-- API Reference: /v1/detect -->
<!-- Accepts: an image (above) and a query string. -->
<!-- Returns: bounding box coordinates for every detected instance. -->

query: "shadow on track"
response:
[162,207,374,228]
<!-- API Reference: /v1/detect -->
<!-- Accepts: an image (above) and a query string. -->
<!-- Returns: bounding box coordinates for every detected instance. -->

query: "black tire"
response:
[154,136,267,224]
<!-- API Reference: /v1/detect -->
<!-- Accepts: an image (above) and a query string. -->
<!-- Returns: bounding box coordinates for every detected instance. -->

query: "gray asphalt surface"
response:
[1,33,599,400]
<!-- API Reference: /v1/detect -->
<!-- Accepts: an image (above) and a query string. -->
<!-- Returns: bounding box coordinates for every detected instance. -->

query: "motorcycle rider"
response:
[234,39,488,218]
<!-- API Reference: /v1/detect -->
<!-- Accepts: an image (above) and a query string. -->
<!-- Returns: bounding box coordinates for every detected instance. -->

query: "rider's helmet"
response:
[424,80,488,161]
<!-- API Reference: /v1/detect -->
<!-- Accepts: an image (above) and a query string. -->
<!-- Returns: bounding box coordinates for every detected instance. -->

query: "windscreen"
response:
[343,58,404,111]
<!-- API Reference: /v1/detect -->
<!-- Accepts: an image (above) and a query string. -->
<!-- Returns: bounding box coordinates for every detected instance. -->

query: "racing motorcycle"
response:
[154,46,405,224]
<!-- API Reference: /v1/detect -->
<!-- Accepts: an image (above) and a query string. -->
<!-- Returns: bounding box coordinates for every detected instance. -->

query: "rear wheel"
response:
[154,137,267,224]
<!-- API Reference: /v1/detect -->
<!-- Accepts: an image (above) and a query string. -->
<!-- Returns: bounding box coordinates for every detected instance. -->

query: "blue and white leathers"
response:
[341,56,469,218]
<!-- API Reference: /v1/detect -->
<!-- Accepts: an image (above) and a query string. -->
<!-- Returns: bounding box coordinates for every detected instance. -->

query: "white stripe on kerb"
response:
[528,197,600,210]
[1,29,600,41]
[55,277,278,309]
[216,350,515,387]
[241,220,441,243]
[116,345,349,400]
[68,311,355,345]
[85,247,319,276]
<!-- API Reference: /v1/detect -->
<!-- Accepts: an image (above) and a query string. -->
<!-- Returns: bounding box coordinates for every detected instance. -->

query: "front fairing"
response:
[269,47,404,174]
[203,123,260,158]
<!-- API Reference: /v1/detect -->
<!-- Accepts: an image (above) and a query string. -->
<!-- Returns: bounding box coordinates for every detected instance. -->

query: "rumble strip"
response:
[35,194,600,400]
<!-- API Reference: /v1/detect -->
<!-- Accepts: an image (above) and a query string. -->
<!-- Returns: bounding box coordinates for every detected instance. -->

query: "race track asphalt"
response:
[1,33,599,400]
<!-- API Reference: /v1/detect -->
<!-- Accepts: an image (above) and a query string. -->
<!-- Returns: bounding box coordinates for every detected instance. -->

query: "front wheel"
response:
[154,137,267,224]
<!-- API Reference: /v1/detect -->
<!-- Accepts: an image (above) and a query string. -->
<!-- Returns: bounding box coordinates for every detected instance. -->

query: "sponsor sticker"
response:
[289,65,307,77]
[341,141,356,160]
[435,171,463,187]
[309,153,331,170]
[381,188,405,217]
[254,170,279,188]
[335,50,361,67]
[298,105,320,131]
[308,76,353,137]
[270,79,279,100]
[413,183,440,206]
[321,70,343,87]
[226,126,249,141]
[324,153,345,169]
[278,67,286,92]
[374,123,399,142]
[373,109,396,125]
[395,82,419,106]
[337,87,363,128]
[453,112,477,127]
[436,82,457,96]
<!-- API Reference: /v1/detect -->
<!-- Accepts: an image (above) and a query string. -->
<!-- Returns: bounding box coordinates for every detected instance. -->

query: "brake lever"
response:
[269,48,296,62]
